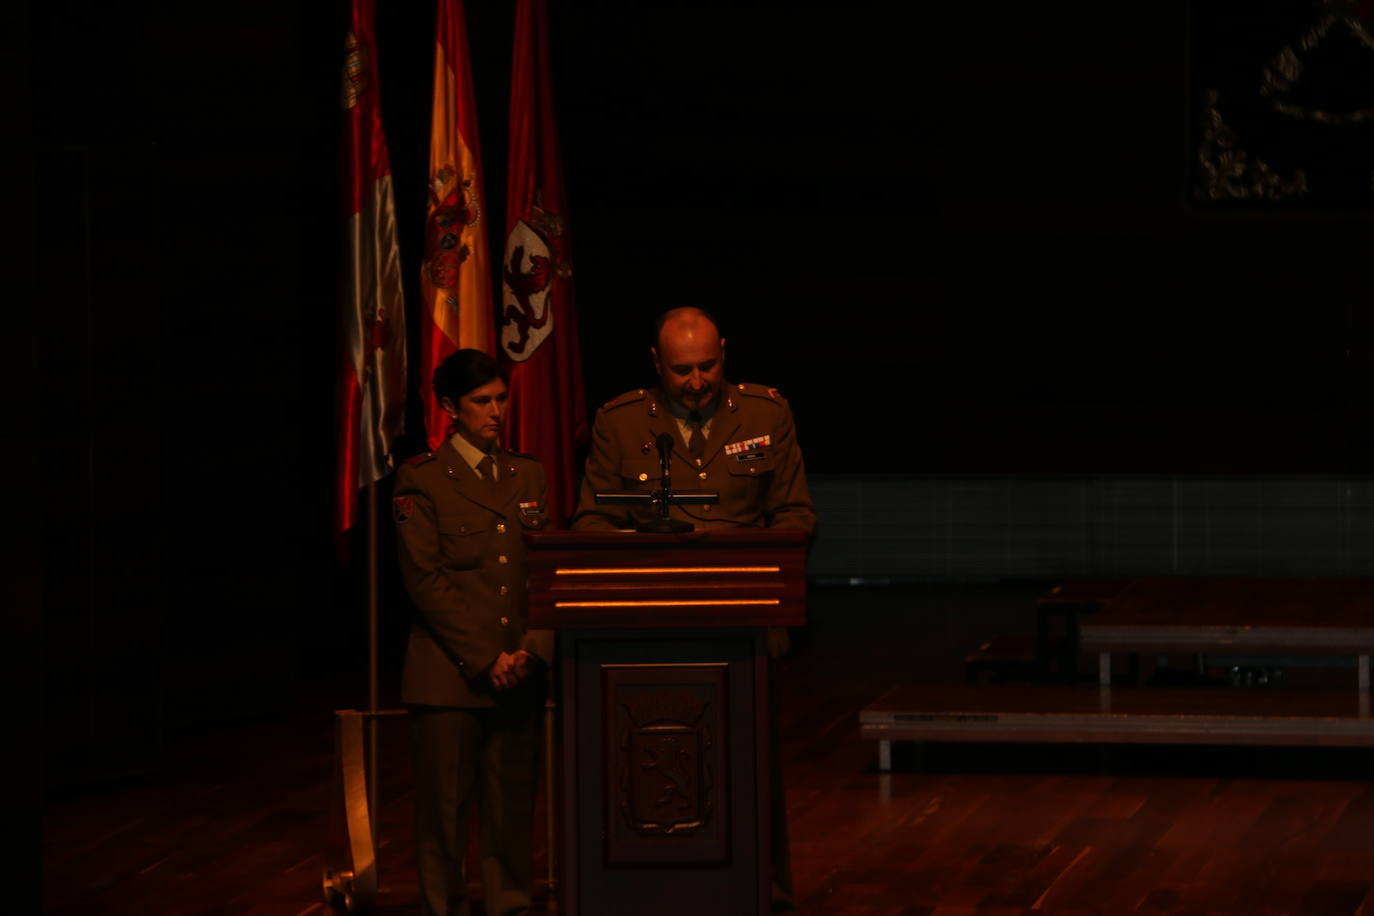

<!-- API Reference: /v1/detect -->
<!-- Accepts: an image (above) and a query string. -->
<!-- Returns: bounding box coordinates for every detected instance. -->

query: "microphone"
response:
[655,432,674,480]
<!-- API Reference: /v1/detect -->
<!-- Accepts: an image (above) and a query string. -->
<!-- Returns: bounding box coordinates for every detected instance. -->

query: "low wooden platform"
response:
[861,685,1374,769]
[1080,577,1374,688]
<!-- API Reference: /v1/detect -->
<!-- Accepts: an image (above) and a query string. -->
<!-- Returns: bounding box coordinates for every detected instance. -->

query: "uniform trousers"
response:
[410,698,542,916]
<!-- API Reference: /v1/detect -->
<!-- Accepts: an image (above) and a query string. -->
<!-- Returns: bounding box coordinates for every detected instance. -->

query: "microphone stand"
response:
[594,432,718,532]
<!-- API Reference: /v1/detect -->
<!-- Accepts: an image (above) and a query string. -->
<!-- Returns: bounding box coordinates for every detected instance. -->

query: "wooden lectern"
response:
[525,529,807,916]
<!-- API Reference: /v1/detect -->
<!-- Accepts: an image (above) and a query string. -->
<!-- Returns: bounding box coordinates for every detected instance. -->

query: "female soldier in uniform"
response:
[393,349,550,916]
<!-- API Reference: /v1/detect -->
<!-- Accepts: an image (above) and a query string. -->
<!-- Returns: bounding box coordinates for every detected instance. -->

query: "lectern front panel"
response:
[565,631,767,916]
[528,531,803,916]
[603,662,731,865]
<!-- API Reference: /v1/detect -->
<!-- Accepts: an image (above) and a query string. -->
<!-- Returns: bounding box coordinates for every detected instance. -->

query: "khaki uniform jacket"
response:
[393,440,553,708]
[570,382,816,534]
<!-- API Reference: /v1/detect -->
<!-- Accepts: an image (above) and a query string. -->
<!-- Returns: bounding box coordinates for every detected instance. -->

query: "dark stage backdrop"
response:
[374,2,1372,477]
[25,0,1372,786]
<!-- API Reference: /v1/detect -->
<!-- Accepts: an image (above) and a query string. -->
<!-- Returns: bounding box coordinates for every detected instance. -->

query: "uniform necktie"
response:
[476,454,496,485]
[687,411,705,460]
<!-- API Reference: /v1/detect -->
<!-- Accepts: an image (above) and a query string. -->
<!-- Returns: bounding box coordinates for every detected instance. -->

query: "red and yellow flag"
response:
[338,0,407,532]
[499,0,588,525]
[420,0,494,450]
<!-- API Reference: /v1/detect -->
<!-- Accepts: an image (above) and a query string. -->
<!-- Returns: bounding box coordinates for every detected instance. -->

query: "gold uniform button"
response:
[638,472,648,482]
[702,505,712,512]
[498,555,508,565]
[499,586,509,596]
[496,523,506,534]
[500,616,510,627]
[698,471,707,480]
[749,466,757,474]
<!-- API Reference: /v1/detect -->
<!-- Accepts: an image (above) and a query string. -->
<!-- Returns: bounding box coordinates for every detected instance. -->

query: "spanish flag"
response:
[338,0,407,532]
[499,0,587,525]
[420,0,494,450]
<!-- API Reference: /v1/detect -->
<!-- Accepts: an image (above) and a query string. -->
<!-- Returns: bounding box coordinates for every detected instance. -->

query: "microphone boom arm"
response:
[593,431,720,531]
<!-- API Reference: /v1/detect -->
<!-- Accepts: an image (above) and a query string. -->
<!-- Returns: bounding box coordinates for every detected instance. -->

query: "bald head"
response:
[651,308,726,411]
[653,307,720,349]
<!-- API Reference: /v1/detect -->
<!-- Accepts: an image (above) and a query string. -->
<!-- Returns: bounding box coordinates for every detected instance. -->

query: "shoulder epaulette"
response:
[735,382,786,404]
[602,388,648,412]
[504,448,539,462]
[404,451,435,466]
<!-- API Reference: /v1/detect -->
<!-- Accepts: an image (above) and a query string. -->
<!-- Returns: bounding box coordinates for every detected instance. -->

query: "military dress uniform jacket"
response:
[393,440,553,708]
[570,383,816,534]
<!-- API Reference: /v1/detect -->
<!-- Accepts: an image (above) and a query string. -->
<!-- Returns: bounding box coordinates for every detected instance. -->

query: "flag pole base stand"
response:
[324,708,409,913]
[321,866,359,913]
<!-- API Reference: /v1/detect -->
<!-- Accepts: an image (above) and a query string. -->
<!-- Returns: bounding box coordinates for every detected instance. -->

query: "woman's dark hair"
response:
[433,349,503,404]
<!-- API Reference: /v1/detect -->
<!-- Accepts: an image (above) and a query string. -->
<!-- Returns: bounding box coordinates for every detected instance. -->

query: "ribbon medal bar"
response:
[724,434,770,456]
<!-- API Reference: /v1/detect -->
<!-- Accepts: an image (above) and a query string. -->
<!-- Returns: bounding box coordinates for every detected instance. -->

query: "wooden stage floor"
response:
[43,584,1374,915]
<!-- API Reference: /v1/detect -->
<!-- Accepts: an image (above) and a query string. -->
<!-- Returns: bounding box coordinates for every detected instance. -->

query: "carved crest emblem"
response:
[619,699,713,835]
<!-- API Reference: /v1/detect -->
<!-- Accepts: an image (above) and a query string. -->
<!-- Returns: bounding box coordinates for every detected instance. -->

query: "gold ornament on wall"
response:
[1194,91,1308,201]
[1260,2,1374,125]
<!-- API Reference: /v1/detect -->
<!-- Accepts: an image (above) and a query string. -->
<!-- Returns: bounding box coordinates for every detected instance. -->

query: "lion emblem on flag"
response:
[500,219,556,361]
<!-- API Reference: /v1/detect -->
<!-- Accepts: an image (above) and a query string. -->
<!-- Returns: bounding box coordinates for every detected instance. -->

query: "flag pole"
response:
[337,0,405,886]
[367,479,380,846]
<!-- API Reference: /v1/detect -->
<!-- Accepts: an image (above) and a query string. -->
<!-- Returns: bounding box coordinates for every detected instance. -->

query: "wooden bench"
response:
[860,685,1374,770]
[1080,577,1374,689]
[870,578,1374,770]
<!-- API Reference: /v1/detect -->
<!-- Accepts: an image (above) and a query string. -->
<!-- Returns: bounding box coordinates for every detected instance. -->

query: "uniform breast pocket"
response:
[622,457,661,487]
[438,522,485,570]
[726,449,775,479]
[518,500,548,529]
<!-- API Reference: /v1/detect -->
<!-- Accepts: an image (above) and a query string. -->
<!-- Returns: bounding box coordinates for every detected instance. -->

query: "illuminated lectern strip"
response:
[554,599,782,608]
[554,566,780,576]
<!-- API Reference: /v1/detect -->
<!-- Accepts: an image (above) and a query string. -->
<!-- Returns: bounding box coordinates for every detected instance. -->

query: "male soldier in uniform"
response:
[394,349,552,916]
[571,307,815,534]
[571,307,814,911]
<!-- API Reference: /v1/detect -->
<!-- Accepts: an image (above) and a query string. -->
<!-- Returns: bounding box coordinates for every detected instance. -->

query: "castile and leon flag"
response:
[338,0,407,532]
